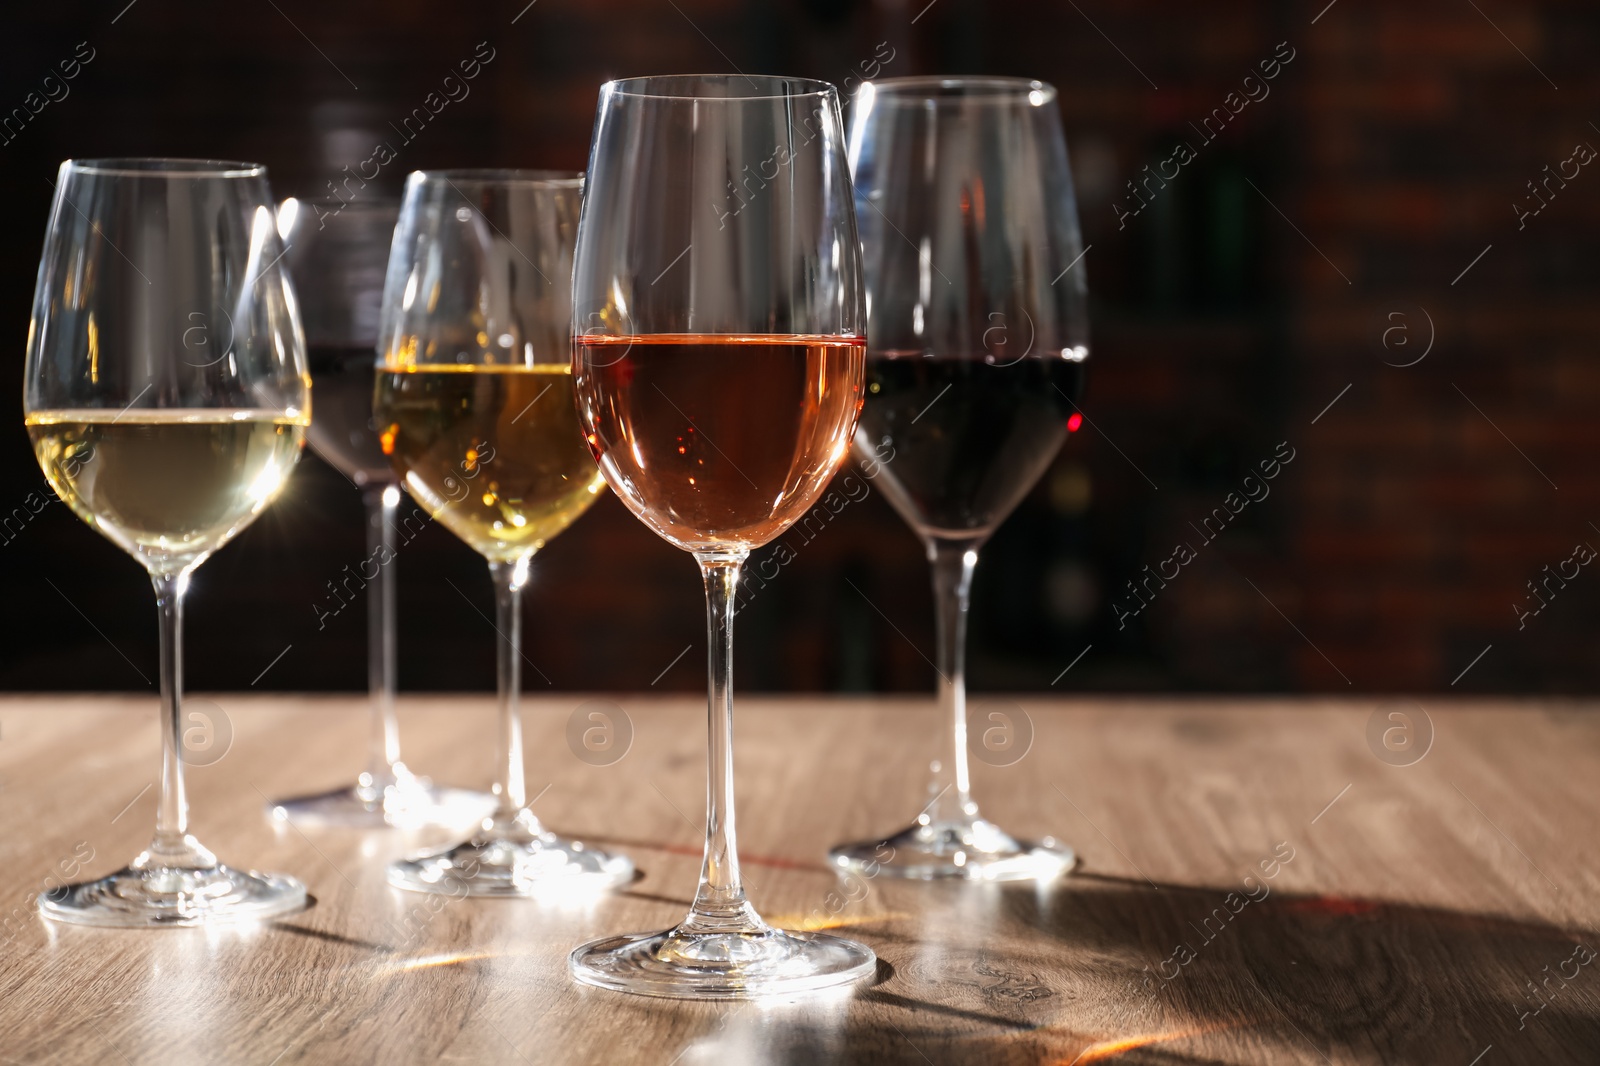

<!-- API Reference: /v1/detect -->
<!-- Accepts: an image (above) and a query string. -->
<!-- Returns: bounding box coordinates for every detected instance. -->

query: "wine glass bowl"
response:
[828,77,1090,882]
[856,355,1085,544]
[29,411,303,573]
[375,169,632,897]
[573,334,863,552]
[279,197,400,487]
[567,74,875,999]
[377,361,604,562]
[25,158,308,925]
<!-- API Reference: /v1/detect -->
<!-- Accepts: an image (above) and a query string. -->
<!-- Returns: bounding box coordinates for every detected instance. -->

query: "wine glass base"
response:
[267,780,496,830]
[37,863,306,928]
[829,817,1076,882]
[388,830,634,898]
[569,925,877,1000]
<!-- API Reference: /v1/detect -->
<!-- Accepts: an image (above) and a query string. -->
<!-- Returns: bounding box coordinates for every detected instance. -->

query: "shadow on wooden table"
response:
[637,874,1598,1065]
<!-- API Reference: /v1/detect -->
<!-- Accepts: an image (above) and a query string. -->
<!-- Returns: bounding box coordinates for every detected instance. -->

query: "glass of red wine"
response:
[271,197,493,829]
[827,78,1090,881]
[567,75,876,998]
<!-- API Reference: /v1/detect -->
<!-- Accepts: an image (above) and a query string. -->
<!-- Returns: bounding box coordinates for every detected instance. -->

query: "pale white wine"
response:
[27,409,306,574]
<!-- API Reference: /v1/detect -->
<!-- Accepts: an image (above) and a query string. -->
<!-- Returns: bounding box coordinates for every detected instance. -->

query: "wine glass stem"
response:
[686,552,763,933]
[363,485,402,790]
[488,558,530,827]
[928,539,980,825]
[152,572,193,858]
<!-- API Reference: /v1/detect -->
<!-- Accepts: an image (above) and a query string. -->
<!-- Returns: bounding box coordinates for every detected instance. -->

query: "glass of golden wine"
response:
[375,169,634,897]
[25,158,309,926]
[567,75,875,998]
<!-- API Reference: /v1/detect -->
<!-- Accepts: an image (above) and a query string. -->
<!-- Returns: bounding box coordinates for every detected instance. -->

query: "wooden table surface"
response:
[0,695,1595,1065]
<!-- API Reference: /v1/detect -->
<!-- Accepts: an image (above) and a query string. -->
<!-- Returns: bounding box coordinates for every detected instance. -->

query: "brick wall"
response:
[0,0,1595,694]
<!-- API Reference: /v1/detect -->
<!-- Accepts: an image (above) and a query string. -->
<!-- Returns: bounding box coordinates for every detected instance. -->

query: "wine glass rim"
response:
[407,168,583,187]
[860,76,1057,103]
[604,74,838,101]
[64,157,267,177]
[282,194,402,208]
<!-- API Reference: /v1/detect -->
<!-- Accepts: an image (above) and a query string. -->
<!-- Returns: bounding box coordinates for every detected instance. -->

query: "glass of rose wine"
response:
[270,196,492,829]
[375,169,633,896]
[25,158,308,925]
[568,75,875,998]
[827,78,1090,881]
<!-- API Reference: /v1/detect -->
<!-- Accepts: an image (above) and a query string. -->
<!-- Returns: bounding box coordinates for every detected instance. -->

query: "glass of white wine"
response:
[25,158,310,926]
[375,169,634,897]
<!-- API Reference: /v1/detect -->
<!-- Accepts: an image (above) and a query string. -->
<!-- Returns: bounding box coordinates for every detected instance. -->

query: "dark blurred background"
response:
[2,0,1596,695]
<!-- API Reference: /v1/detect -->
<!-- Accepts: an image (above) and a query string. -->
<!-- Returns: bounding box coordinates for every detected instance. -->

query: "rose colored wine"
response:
[573,334,865,552]
[858,353,1085,540]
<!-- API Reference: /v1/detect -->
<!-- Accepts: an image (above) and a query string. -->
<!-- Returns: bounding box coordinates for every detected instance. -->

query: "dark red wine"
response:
[306,344,393,486]
[858,354,1084,540]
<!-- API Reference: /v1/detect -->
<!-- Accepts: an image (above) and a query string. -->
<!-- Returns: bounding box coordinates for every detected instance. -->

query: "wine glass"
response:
[568,75,875,998]
[827,78,1090,881]
[269,197,493,829]
[25,158,308,925]
[375,169,633,896]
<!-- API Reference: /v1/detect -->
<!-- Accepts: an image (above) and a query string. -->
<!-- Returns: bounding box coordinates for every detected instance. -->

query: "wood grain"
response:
[0,695,1595,1064]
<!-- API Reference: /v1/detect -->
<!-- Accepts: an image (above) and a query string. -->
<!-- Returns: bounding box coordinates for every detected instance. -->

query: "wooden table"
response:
[0,696,1594,1064]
